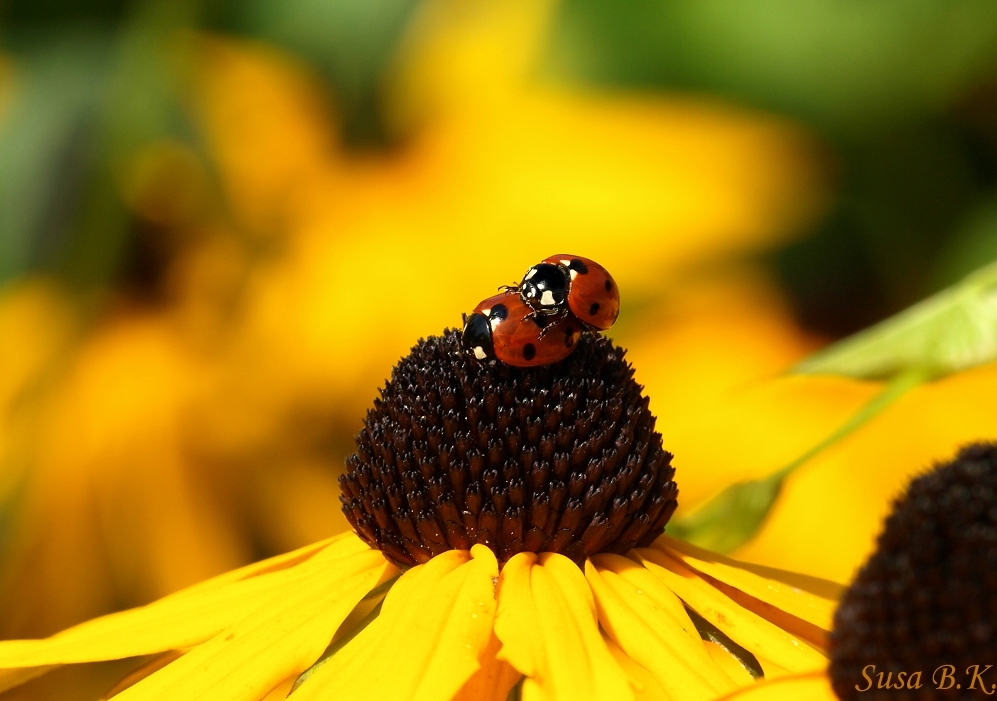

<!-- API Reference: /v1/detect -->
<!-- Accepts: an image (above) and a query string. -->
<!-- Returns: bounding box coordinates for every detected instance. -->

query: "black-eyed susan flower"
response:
[0,331,839,700]
[715,442,997,701]
[0,0,827,642]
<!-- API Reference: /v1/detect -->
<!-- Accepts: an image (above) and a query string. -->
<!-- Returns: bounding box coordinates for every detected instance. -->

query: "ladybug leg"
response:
[523,309,548,337]
[498,282,520,293]
[530,311,567,340]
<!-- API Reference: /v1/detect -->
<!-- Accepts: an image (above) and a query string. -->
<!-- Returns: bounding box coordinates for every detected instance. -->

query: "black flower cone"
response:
[339,330,679,569]
[829,442,997,701]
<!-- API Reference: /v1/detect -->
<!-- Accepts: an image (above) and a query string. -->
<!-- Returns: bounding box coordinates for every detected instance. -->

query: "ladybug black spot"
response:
[490,304,508,321]
[604,279,612,292]
[589,302,600,316]
[523,343,537,361]
[569,259,589,275]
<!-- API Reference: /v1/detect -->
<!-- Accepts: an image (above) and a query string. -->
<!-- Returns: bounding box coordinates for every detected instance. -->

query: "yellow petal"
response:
[628,273,818,450]
[293,545,498,701]
[113,552,393,700]
[704,642,755,687]
[494,552,634,701]
[656,536,840,632]
[591,553,702,645]
[711,672,834,701]
[453,630,522,701]
[666,376,874,531]
[602,633,671,701]
[736,363,997,582]
[261,677,295,701]
[754,656,791,680]
[175,532,350,597]
[0,538,384,667]
[586,555,733,701]
[0,666,57,694]
[635,549,826,674]
[100,651,185,699]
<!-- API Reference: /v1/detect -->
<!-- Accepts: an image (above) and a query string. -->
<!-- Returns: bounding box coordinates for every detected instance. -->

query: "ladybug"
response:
[514,254,620,331]
[461,291,581,367]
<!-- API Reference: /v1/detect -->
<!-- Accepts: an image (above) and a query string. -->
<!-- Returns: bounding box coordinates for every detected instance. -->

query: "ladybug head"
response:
[460,312,495,361]
[519,262,569,314]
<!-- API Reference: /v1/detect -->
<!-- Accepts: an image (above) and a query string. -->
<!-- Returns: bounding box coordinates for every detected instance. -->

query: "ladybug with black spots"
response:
[461,291,581,368]
[513,254,620,331]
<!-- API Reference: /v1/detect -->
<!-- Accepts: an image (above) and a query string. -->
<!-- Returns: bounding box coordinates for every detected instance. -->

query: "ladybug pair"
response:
[462,255,620,367]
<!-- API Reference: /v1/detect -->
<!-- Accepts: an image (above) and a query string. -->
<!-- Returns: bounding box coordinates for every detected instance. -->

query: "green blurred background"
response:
[5,0,997,330]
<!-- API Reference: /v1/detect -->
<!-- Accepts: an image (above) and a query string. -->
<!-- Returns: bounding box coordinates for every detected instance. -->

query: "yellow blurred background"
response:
[2,0,997,697]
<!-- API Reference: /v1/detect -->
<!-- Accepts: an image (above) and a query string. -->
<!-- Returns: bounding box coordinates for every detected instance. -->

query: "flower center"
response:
[340,330,678,568]
[829,443,997,700]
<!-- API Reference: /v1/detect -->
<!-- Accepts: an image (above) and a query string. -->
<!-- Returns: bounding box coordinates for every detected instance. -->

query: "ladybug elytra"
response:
[516,255,620,331]
[461,254,618,368]
[461,292,581,368]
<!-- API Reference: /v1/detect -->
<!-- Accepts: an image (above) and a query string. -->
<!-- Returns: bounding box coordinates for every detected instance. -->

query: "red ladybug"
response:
[515,254,620,331]
[461,291,581,367]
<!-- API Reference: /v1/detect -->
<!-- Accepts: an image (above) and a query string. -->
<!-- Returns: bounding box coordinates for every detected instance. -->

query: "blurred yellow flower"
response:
[618,259,997,586]
[652,344,997,585]
[0,280,76,511]
[0,0,826,667]
[192,0,826,429]
[0,532,838,701]
[734,360,997,578]
[625,268,824,493]
[0,288,250,637]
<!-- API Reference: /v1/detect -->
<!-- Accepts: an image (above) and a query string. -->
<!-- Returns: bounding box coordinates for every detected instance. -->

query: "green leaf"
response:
[671,364,928,553]
[666,473,783,555]
[932,198,997,289]
[671,263,997,553]
[550,0,997,134]
[792,259,997,380]
[235,0,419,145]
[0,1,204,290]
[0,36,112,285]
